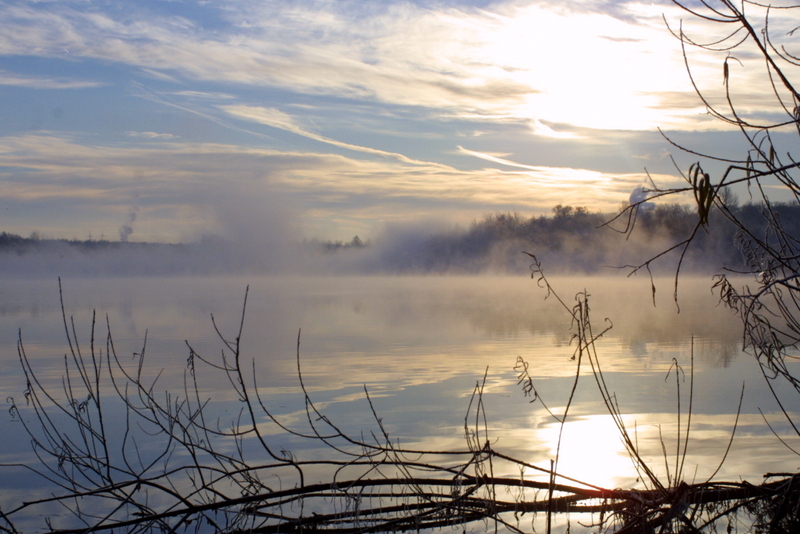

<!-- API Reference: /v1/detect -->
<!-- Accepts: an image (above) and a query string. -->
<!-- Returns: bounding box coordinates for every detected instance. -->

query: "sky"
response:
[0,0,797,243]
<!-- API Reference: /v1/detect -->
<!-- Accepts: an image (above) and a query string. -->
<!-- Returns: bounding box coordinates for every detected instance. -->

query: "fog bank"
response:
[1,203,791,278]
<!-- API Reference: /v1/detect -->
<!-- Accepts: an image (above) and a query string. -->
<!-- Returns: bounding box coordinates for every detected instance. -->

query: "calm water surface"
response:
[0,274,797,528]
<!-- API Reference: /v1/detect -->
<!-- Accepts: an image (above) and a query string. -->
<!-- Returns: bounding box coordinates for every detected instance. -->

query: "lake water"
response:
[0,274,797,531]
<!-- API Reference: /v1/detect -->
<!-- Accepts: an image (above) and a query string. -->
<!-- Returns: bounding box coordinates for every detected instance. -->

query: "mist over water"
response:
[0,274,790,488]
[2,204,797,523]
[1,268,798,534]
[0,204,761,277]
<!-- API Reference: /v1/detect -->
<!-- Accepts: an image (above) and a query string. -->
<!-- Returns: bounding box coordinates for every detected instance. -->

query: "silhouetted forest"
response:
[1,202,797,275]
[368,202,800,273]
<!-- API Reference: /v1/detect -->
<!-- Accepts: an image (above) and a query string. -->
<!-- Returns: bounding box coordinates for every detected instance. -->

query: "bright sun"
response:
[477,4,693,131]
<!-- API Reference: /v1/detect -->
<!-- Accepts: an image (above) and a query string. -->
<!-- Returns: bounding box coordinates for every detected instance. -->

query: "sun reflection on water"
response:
[530,414,640,490]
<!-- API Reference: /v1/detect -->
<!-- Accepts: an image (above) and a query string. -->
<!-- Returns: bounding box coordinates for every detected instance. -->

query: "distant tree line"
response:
[374,202,800,274]
[305,235,367,253]
[0,231,181,254]
[1,202,797,275]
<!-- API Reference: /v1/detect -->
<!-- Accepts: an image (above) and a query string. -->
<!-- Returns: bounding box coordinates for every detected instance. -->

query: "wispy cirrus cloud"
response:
[0,133,674,240]
[0,70,104,89]
[0,0,749,131]
[0,0,783,244]
[456,146,605,177]
[170,90,236,100]
[126,131,178,139]
[219,105,448,165]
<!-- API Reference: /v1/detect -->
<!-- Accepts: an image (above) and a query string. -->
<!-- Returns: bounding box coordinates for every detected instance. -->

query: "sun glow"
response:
[474,4,693,131]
